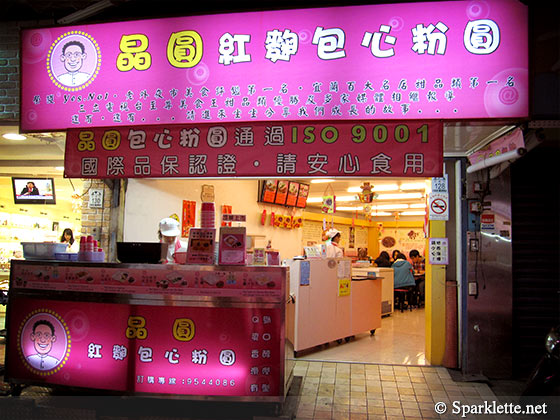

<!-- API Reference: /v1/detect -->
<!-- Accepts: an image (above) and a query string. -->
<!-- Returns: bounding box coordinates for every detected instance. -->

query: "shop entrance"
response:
[121,176,431,365]
[290,177,429,365]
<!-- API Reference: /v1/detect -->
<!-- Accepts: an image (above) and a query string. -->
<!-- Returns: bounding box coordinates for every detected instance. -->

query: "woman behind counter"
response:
[60,228,78,253]
[325,228,344,258]
[158,218,187,263]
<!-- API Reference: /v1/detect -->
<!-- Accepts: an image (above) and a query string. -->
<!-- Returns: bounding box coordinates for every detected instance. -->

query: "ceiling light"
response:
[310,179,335,184]
[335,195,358,202]
[306,195,356,203]
[400,182,428,190]
[376,192,423,200]
[372,204,409,210]
[347,183,399,193]
[55,167,65,171]
[400,211,426,216]
[3,133,27,141]
[368,211,393,216]
[336,206,363,211]
[410,203,426,208]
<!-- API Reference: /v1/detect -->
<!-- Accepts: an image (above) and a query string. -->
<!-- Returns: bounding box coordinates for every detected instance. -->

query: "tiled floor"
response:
[294,309,427,365]
[291,360,497,420]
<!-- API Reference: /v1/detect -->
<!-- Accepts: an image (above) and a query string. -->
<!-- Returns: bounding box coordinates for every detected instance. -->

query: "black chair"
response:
[394,286,416,312]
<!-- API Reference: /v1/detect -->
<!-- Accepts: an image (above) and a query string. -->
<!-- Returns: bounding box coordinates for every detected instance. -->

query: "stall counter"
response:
[352,266,394,316]
[5,260,293,401]
[286,258,382,355]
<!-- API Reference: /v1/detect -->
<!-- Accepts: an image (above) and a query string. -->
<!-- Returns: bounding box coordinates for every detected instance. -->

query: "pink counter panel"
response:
[5,260,293,401]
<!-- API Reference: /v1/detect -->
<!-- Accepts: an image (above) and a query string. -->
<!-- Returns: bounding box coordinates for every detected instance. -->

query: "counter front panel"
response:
[6,260,289,400]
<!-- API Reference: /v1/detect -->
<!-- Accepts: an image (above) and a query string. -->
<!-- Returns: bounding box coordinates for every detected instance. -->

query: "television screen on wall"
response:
[12,177,56,205]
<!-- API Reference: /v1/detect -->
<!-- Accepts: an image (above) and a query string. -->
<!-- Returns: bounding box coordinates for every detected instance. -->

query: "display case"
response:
[5,260,293,402]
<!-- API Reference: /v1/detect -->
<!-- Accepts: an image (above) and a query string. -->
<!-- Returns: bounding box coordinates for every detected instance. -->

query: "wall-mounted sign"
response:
[480,213,495,230]
[88,188,103,208]
[429,237,449,265]
[21,0,528,132]
[428,192,449,221]
[64,120,443,178]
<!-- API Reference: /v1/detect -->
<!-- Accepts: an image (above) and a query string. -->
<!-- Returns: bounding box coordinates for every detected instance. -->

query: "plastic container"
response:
[173,251,187,264]
[21,242,68,260]
[54,252,79,262]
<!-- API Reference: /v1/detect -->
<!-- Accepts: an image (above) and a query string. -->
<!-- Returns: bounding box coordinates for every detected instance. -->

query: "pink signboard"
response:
[21,0,528,132]
[64,120,443,178]
[6,296,283,396]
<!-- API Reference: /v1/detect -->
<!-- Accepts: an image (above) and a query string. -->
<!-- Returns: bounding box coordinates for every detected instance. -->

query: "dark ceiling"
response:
[0,0,417,23]
[0,0,538,24]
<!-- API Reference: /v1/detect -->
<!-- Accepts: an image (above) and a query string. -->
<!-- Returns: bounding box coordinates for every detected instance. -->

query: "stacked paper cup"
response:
[201,202,215,228]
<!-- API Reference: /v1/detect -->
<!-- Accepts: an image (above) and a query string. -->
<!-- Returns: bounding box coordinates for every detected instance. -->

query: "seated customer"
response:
[392,253,417,308]
[374,251,392,267]
[392,253,416,288]
[409,249,425,306]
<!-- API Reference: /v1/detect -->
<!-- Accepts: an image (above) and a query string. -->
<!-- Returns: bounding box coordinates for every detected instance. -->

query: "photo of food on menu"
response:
[274,181,288,205]
[286,182,300,207]
[261,180,277,203]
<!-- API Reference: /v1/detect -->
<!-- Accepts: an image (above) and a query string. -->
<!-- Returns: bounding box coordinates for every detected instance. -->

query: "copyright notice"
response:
[434,400,548,417]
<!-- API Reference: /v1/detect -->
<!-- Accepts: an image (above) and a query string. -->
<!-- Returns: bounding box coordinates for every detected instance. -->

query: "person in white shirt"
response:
[158,218,187,263]
[325,228,344,258]
[60,228,78,253]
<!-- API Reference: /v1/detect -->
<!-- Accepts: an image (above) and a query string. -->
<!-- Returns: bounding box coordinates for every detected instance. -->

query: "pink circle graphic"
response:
[63,310,90,342]
[22,29,52,64]
[498,86,519,105]
[298,29,313,44]
[466,1,490,19]
[24,109,38,126]
[31,33,43,47]
[186,62,210,85]
[483,68,528,118]
[388,16,405,32]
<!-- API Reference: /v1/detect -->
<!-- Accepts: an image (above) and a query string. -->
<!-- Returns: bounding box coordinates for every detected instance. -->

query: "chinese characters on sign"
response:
[9,295,283,396]
[21,1,528,131]
[65,121,443,178]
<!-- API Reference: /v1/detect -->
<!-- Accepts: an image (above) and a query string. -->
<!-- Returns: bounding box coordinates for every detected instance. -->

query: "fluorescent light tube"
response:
[376,192,423,200]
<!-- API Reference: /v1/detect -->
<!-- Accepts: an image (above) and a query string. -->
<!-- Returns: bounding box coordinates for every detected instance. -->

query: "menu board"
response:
[285,182,299,207]
[259,180,308,209]
[261,180,277,204]
[296,184,310,208]
[274,181,288,205]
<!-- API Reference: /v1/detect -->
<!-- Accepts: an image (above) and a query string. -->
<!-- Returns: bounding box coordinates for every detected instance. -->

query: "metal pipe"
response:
[466,148,526,174]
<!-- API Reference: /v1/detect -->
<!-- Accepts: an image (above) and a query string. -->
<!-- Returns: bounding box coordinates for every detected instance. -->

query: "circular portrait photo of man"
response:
[19,310,70,375]
[47,32,101,91]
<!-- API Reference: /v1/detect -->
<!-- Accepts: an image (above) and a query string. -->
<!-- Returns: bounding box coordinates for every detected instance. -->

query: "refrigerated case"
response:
[286,258,381,355]
[352,266,394,316]
[5,260,293,401]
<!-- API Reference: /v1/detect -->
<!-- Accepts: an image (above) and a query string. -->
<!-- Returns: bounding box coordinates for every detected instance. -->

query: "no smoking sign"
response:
[429,192,449,221]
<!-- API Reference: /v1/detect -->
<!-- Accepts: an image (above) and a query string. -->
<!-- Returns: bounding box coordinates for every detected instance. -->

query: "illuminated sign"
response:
[21,0,528,132]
